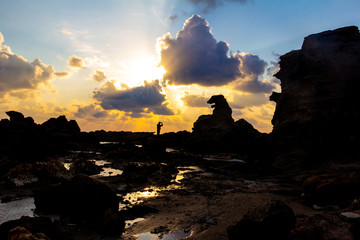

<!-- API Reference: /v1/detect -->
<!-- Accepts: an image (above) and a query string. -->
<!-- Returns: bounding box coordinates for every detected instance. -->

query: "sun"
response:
[127,55,166,87]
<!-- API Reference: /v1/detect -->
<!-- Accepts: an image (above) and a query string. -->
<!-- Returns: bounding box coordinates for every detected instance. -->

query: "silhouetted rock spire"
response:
[271,26,360,167]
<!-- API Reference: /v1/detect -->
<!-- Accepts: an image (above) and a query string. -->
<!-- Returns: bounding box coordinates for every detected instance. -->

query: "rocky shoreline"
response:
[1,26,360,239]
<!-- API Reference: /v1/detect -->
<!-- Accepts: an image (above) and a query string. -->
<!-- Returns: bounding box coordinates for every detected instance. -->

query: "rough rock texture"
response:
[270,26,360,168]
[8,226,50,240]
[193,95,234,137]
[0,217,54,240]
[41,115,80,136]
[190,95,262,154]
[302,172,360,205]
[227,200,295,240]
[289,214,354,240]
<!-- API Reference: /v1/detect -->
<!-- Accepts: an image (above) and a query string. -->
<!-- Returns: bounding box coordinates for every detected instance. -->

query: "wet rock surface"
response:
[227,200,295,240]
[1,26,360,240]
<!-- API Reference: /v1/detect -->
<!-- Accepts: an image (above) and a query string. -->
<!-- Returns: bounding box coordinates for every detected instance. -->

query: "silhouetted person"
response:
[157,122,163,135]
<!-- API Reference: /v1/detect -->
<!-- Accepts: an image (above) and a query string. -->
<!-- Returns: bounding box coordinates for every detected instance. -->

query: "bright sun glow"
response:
[127,56,166,87]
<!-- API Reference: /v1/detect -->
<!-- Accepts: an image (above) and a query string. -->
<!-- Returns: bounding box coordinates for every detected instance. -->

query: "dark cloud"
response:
[67,55,84,68]
[187,0,249,13]
[0,33,56,97]
[166,15,178,22]
[181,92,209,107]
[230,93,269,109]
[92,80,174,117]
[267,60,280,84]
[93,70,106,82]
[234,53,276,93]
[74,104,109,119]
[55,71,69,77]
[159,14,241,86]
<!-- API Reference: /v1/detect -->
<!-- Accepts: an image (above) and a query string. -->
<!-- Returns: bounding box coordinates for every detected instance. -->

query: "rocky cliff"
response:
[270,26,360,167]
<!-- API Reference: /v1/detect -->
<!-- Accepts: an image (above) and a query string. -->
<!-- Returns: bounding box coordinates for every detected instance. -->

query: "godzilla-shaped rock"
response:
[270,26,360,168]
[190,95,262,154]
[193,95,234,138]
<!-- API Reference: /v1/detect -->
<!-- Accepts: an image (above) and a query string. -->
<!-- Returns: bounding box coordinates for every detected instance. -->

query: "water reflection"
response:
[99,141,120,145]
[173,166,204,184]
[119,185,181,210]
[136,229,191,240]
[165,148,179,153]
[203,157,246,163]
[96,167,123,177]
[0,198,35,224]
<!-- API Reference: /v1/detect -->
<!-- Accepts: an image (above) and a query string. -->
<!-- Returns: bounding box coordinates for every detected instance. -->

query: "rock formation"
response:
[0,111,82,176]
[227,200,295,240]
[190,95,262,154]
[193,94,234,137]
[41,115,80,136]
[270,26,360,168]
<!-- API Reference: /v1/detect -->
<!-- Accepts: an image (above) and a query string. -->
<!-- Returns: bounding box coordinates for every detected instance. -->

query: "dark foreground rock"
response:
[302,172,360,205]
[34,174,124,234]
[227,200,295,240]
[290,214,354,240]
[270,26,360,168]
[8,226,50,240]
[0,217,54,240]
[0,111,82,176]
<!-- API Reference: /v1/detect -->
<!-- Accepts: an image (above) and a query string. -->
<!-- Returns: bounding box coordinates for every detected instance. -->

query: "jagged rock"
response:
[6,111,25,122]
[0,217,54,240]
[270,26,360,168]
[193,95,234,138]
[227,200,295,240]
[8,226,50,240]
[69,158,102,175]
[289,214,353,240]
[189,95,263,154]
[6,160,73,187]
[302,172,360,205]
[41,115,80,136]
[34,174,120,223]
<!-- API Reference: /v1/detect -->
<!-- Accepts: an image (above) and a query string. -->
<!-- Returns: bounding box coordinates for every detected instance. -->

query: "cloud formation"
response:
[187,0,248,13]
[74,104,110,119]
[55,71,69,77]
[235,53,276,93]
[67,56,84,68]
[0,32,56,97]
[93,80,174,117]
[231,93,269,109]
[181,92,209,107]
[166,15,178,22]
[159,14,241,86]
[92,70,106,82]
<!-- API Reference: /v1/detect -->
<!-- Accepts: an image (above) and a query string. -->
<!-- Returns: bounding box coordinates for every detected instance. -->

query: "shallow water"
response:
[203,157,246,163]
[91,159,124,177]
[166,148,179,153]
[173,166,204,183]
[0,198,35,224]
[99,141,120,145]
[136,229,191,240]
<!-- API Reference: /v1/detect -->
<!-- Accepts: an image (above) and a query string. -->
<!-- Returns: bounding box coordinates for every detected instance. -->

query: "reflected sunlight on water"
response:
[172,166,204,184]
[0,198,35,224]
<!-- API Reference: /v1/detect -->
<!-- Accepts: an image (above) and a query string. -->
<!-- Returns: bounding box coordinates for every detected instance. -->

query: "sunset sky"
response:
[1,0,359,133]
